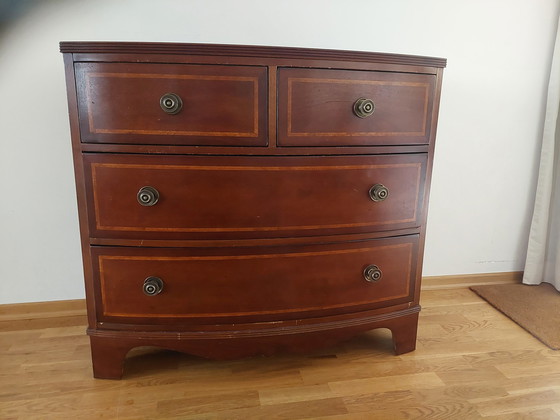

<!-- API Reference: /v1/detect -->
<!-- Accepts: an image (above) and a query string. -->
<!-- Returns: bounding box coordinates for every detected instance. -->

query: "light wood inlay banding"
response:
[61,43,446,377]
[97,241,414,318]
[85,72,259,137]
[90,160,423,234]
[287,78,430,137]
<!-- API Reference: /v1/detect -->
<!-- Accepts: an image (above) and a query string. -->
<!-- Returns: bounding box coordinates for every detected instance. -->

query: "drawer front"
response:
[75,63,267,146]
[278,68,436,146]
[84,153,427,240]
[92,235,418,323]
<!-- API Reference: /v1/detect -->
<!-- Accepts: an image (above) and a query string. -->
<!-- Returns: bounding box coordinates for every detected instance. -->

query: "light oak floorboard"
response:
[2,286,560,419]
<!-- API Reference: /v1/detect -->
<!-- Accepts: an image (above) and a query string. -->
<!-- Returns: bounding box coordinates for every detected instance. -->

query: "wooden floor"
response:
[2,286,560,419]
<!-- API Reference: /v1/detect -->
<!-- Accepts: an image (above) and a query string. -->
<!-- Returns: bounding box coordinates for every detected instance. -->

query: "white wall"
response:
[0,0,558,304]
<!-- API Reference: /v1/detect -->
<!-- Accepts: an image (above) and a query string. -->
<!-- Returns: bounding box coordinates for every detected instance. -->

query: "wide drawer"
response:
[278,68,436,146]
[75,62,267,146]
[84,153,427,240]
[91,235,418,323]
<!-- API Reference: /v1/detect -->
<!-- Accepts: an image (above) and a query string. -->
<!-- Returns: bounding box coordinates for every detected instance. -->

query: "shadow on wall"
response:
[0,0,46,35]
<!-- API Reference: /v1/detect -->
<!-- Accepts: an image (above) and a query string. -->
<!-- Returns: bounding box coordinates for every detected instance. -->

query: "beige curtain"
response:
[523,16,560,291]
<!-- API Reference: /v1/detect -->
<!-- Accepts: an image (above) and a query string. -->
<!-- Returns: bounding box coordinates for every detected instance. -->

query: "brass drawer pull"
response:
[369,184,389,202]
[137,186,159,206]
[143,276,164,296]
[363,265,382,282]
[353,98,375,118]
[160,93,183,114]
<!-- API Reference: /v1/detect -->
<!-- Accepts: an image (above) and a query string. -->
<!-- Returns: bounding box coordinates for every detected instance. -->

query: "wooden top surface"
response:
[59,42,447,68]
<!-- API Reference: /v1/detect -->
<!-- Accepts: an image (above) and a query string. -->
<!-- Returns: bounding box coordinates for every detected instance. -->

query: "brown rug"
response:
[470,282,560,350]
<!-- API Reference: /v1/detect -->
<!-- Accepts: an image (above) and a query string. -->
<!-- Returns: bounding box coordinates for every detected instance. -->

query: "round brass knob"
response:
[160,93,183,114]
[137,186,159,206]
[353,98,375,118]
[143,276,164,296]
[363,265,382,283]
[369,184,389,202]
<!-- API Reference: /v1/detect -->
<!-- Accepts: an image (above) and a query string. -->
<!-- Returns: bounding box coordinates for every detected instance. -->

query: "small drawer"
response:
[84,153,427,240]
[92,235,418,323]
[75,62,267,146]
[277,68,436,146]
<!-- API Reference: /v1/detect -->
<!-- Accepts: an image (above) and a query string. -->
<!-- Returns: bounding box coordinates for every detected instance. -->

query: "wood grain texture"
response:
[63,53,98,330]
[75,62,267,146]
[87,309,420,379]
[2,285,559,419]
[0,300,86,332]
[84,153,426,240]
[93,236,418,322]
[61,43,446,379]
[278,68,435,146]
[422,271,522,290]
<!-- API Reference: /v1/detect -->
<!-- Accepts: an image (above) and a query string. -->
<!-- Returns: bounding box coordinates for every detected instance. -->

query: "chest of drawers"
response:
[61,42,445,379]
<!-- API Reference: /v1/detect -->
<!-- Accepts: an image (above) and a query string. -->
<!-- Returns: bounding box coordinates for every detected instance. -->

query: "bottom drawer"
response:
[91,235,419,324]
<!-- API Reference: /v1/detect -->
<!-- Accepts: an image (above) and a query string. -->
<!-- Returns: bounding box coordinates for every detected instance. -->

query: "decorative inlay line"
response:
[287,78,430,137]
[90,162,423,232]
[100,243,410,261]
[98,242,414,318]
[85,72,259,137]
[93,162,419,171]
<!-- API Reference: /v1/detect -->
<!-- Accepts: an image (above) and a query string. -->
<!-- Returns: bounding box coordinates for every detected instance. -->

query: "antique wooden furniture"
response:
[61,42,446,379]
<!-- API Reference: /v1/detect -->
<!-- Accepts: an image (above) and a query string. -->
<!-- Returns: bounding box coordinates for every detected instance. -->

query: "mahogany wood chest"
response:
[61,42,446,379]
